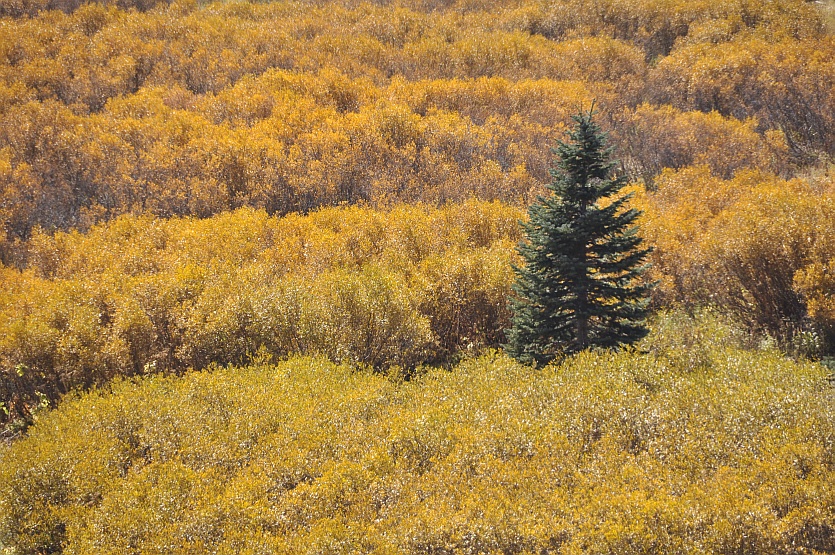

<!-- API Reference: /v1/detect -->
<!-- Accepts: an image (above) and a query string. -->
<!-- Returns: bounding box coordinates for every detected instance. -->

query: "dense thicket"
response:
[0,0,833,260]
[0,201,521,424]
[3,167,835,426]
[1,316,833,555]
[1,2,834,548]
[634,166,835,349]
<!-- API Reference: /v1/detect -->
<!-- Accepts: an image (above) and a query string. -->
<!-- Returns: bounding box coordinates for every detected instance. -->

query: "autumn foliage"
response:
[0,201,521,423]
[3,168,835,425]
[1,319,834,554]
[0,0,833,261]
[634,166,835,350]
[1,0,835,552]
[0,0,833,421]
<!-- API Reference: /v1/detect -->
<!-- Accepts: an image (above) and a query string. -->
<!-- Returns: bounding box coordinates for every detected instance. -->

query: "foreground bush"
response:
[1,315,833,554]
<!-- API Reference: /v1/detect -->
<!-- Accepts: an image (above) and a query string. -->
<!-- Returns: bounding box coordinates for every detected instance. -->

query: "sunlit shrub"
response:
[0,0,827,253]
[1,317,833,554]
[635,167,835,347]
[795,258,835,353]
[621,104,788,181]
[0,202,522,422]
[648,35,835,159]
[416,241,516,359]
[300,266,433,371]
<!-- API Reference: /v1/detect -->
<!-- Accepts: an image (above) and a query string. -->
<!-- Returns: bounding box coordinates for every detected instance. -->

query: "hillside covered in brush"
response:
[1,0,834,419]
[1,1,835,553]
[0,0,833,262]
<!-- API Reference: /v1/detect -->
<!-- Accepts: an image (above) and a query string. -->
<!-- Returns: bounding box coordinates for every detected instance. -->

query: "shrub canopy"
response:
[1,315,834,555]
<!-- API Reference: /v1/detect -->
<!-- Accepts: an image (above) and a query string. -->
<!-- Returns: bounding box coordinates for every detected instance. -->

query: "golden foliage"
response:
[635,166,835,349]
[648,35,835,159]
[1,316,833,554]
[0,0,832,257]
[0,201,522,423]
[620,104,788,181]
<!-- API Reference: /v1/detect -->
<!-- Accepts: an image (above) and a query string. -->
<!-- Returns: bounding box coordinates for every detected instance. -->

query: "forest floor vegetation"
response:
[0,0,834,550]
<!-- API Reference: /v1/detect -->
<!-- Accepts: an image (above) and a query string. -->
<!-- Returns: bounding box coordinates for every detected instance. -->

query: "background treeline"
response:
[1,0,834,261]
[2,325,834,555]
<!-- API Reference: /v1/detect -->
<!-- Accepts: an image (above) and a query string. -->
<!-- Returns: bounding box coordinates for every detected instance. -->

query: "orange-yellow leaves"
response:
[0,0,831,255]
[638,166,835,345]
[0,201,523,423]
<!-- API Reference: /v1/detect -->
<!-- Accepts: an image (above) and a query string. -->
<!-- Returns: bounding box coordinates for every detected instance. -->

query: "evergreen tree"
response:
[505,108,653,365]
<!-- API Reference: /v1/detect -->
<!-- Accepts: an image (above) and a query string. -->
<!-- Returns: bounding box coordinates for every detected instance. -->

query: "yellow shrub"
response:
[0,202,521,422]
[1,0,824,254]
[300,266,434,371]
[2,317,833,555]
[637,167,835,347]
[416,241,517,357]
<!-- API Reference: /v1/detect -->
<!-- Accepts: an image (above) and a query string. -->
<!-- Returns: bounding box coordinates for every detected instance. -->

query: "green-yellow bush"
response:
[1,313,833,555]
[416,241,516,358]
[299,266,433,371]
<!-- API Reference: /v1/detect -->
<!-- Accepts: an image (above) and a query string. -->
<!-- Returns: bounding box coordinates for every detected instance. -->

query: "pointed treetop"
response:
[504,106,654,365]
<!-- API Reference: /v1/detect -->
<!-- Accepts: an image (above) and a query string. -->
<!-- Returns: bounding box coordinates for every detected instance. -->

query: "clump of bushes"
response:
[4,171,835,426]
[1,312,833,554]
[1,0,833,257]
[634,166,835,355]
[0,201,520,424]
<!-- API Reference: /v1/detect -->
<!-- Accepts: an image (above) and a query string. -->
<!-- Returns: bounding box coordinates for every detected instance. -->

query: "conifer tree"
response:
[505,108,653,365]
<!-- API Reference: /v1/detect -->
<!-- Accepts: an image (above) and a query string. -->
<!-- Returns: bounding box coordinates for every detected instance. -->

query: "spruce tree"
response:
[505,108,653,365]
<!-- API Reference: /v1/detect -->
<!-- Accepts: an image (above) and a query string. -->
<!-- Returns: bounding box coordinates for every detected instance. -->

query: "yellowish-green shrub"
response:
[1,313,833,555]
[416,241,516,359]
[299,266,433,371]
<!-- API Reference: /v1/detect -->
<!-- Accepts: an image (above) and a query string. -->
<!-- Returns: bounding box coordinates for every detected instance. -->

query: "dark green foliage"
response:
[506,109,653,364]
